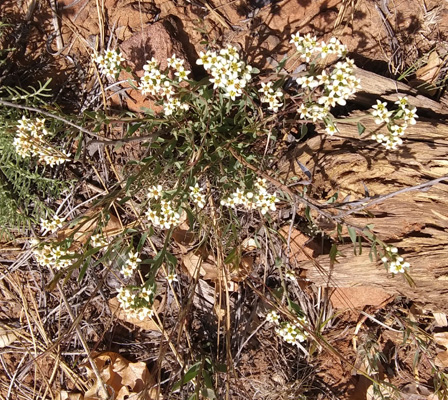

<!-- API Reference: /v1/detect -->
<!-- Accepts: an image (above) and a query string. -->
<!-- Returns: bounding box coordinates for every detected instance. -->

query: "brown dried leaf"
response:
[58,211,121,247]
[434,332,448,348]
[182,251,219,280]
[172,226,195,248]
[230,255,253,282]
[434,332,448,368]
[416,51,442,84]
[109,297,159,331]
[56,392,84,400]
[241,237,257,251]
[83,352,158,400]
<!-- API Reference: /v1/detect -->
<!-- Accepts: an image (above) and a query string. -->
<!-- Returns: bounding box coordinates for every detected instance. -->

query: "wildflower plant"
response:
[22,33,419,330]
[1,32,426,391]
[0,79,73,238]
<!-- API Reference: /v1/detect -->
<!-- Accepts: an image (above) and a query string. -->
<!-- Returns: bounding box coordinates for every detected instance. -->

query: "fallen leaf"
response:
[434,332,448,348]
[172,226,195,248]
[109,297,160,331]
[230,255,253,282]
[82,352,158,400]
[58,211,121,248]
[416,51,442,84]
[433,312,448,327]
[56,392,83,400]
[182,250,219,280]
[434,332,448,368]
[242,237,257,251]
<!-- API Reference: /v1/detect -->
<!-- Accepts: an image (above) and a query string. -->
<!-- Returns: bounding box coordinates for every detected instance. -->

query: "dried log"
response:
[279,68,448,312]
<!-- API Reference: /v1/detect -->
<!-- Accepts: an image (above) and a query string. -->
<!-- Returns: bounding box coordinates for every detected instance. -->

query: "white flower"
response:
[166,273,178,283]
[174,67,190,81]
[266,311,280,324]
[325,124,338,136]
[90,233,108,247]
[148,185,163,200]
[285,270,297,281]
[395,96,408,109]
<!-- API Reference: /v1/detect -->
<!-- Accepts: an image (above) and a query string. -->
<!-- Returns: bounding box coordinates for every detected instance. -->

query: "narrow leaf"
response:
[347,226,357,244]
[296,159,312,180]
[357,122,366,135]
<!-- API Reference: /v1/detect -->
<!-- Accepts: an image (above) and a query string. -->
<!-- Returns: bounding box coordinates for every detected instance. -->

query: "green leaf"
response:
[201,388,217,399]
[347,226,357,244]
[215,363,227,373]
[74,132,83,161]
[287,299,304,317]
[202,369,214,389]
[300,123,308,139]
[329,244,339,264]
[172,362,201,391]
[165,251,178,267]
[326,192,339,204]
[127,122,142,135]
[304,206,313,224]
[357,122,366,135]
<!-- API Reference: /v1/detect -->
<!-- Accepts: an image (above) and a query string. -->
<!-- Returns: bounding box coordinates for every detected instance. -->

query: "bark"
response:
[279,68,448,312]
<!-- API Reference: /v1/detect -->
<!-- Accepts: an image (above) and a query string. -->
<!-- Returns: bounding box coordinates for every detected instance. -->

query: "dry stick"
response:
[55,280,109,399]
[206,181,233,399]
[331,175,448,217]
[49,0,64,54]
[0,99,108,140]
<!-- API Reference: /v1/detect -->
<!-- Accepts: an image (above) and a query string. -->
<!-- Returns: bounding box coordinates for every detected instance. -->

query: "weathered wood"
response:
[279,68,448,312]
[353,69,448,117]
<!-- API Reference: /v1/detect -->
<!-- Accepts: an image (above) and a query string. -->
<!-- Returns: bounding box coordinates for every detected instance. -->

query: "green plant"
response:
[3,28,437,398]
[0,80,73,238]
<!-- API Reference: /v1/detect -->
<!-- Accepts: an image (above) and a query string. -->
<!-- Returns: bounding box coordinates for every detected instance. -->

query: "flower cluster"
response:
[197,45,253,101]
[31,240,74,270]
[189,183,206,209]
[297,58,361,127]
[117,285,154,321]
[259,81,283,112]
[220,177,278,215]
[13,116,70,166]
[138,56,190,116]
[291,34,347,62]
[266,310,309,346]
[371,97,418,150]
[121,251,142,278]
[291,33,360,135]
[94,49,125,77]
[40,215,64,233]
[145,185,181,229]
[276,320,308,346]
[381,246,411,274]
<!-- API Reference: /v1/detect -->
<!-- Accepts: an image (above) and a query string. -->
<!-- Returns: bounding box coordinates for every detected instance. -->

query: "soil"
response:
[1,0,448,399]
